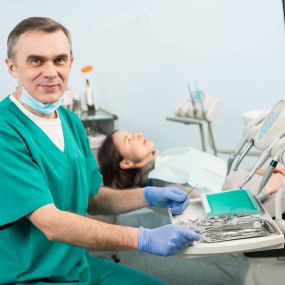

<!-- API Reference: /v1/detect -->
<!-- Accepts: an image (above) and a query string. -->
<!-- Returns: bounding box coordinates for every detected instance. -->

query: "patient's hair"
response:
[98,130,154,189]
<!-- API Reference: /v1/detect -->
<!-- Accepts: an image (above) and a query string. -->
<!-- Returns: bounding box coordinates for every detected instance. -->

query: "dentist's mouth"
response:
[39,84,59,92]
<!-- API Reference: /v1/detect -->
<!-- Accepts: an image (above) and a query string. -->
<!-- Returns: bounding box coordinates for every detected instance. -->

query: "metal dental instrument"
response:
[176,184,199,206]
[256,158,279,195]
[200,224,228,234]
[201,220,271,243]
[200,220,262,234]
[186,82,198,117]
[227,114,265,175]
[186,184,199,196]
[227,136,248,175]
[230,98,285,176]
[233,139,254,171]
[256,136,285,195]
[234,98,285,192]
[239,140,277,188]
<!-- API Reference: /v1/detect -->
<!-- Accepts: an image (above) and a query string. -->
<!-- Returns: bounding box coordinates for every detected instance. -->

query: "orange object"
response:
[81,65,93,73]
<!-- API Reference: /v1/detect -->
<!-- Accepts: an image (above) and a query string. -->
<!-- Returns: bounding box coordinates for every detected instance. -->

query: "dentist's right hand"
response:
[138,224,200,256]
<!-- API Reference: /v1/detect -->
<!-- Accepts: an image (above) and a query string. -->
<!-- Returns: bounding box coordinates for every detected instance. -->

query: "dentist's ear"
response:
[119,159,134,170]
[5,58,18,78]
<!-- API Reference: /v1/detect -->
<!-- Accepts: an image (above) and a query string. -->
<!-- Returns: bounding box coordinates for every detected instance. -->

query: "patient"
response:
[98,130,285,215]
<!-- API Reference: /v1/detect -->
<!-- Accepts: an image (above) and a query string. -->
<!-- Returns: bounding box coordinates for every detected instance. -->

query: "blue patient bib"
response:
[148,147,226,193]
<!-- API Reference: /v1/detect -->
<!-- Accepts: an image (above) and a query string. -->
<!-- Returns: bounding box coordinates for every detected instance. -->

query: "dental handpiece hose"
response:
[227,136,248,175]
[233,139,254,171]
[227,153,236,176]
[239,148,270,189]
[256,159,279,195]
[227,123,262,175]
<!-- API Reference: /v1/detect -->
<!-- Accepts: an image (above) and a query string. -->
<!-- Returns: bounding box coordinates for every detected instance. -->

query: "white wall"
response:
[1,0,285,155]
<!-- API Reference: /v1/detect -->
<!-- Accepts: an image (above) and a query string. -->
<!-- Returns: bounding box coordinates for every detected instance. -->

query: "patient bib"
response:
[148,147,226,192]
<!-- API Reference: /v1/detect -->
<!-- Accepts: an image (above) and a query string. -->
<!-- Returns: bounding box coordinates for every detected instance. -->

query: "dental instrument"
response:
[203,220,273,243]
[237,98,285,189]
[256,136,285,195]
[239,138,279,189]
[175,184,199,207]
[227,114,265,174]
[256,157,279,195]
[233,139,255,171]
[186,184,199,197]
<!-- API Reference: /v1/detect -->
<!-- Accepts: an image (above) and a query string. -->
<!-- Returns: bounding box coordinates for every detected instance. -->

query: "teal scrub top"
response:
[0,96,102,284]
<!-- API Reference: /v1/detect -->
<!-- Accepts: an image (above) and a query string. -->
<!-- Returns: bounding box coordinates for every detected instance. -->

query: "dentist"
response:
[0,17,200,285]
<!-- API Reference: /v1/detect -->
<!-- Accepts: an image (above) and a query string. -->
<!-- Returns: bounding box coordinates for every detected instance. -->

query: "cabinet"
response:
[80,108,118,135]
[80,108,118,158]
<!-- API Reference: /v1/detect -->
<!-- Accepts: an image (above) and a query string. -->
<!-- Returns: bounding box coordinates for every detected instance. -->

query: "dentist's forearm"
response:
[27,204,139,250]
[88,187,148,215]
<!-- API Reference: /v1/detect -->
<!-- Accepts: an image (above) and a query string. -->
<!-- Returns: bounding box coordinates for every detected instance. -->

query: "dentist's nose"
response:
[42,62,57,78]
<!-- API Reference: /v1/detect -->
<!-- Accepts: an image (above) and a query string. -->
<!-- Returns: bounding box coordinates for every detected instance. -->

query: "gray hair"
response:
[7,17,72,58]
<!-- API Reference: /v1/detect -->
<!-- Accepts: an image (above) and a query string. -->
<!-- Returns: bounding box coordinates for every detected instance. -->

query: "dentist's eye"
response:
[31,59,43,65]
[54,55,68,65]
[55,57,67,64]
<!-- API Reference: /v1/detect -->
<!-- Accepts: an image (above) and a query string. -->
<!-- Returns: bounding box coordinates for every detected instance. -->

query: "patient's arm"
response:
[273,165,285,176]
[256,166,285,176]
[256,168,266,176]
[265,173,285,194]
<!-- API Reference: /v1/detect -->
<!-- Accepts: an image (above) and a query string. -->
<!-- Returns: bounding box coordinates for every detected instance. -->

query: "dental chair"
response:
[244,187,285,285]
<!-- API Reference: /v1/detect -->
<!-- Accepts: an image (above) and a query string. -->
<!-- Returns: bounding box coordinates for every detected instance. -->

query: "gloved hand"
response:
[144,186,189,214]
[138,224,200,256]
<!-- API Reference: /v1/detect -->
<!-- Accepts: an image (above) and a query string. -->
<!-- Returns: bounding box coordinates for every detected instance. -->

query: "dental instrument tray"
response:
[169,196,284,256]
[201,189,261,217]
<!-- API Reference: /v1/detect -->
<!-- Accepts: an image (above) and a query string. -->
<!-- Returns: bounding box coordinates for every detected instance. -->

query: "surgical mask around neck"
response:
[19,86,62,115]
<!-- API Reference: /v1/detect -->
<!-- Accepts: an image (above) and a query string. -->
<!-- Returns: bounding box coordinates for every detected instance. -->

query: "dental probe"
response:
[175,184,199,207]
[199,220,262,234]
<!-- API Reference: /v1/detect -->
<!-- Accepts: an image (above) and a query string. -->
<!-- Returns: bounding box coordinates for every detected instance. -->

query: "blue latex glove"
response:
[138,224,200,256]
[144,186,189,214]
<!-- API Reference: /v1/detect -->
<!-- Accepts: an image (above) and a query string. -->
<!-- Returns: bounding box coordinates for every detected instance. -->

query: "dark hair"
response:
[98,130,154,189]
[7,17,72,58]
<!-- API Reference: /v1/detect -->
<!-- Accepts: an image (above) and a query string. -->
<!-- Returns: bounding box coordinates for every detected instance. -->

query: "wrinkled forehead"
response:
[13,30,71,59]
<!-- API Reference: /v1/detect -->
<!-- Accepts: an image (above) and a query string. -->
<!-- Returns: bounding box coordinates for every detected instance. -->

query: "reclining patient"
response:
[98,130,285,216]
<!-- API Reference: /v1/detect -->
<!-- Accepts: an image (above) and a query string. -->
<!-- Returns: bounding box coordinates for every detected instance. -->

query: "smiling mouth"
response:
[39,84,59,91]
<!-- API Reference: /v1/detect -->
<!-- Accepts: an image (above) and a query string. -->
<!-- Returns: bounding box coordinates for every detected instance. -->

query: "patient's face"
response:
[113,130,155,164]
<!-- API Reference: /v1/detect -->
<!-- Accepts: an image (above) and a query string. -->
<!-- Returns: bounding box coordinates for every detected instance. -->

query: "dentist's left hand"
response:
[143,186,189,214]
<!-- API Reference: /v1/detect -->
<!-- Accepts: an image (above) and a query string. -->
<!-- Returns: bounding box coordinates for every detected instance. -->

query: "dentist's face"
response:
[113,130,155,163]
[6,30,73,104]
